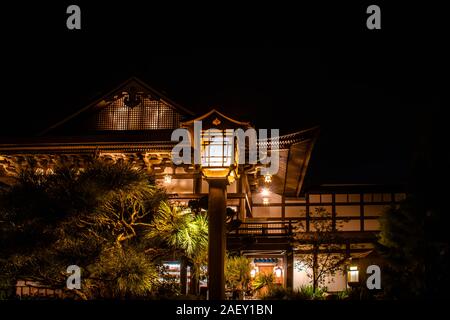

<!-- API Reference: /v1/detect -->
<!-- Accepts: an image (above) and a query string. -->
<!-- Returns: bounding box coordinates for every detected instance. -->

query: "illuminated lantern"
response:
[200,128,237,182]
[181,110,252,300]
[274,266,283,278]
[347,265,359,286]
[264,173,272,184]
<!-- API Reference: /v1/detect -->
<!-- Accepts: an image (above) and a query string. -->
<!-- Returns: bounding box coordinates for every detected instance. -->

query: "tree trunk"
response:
[312,246,318,293]
[180,256,188,295]
[189,264,199,296]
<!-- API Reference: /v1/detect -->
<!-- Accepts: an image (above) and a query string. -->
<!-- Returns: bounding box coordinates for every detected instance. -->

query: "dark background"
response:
[0,2,447,186]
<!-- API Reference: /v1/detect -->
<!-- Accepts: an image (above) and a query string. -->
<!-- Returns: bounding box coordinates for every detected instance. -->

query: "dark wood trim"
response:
[305,193,310,232]
[168,193,246,199]
[194,174,202,194]
[238,216,380,222]
[345,242,351,258]
[286,249,294,289]
[295,127,320,197]
[332,193,337,231]
[282,144,291,197]
[360,192,365,231]
[252,200,400,207]
[294,247,374,255]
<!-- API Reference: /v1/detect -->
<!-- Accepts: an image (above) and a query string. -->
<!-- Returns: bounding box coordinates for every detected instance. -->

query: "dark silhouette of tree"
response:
[0,161,166,299]
[378,108,449,299]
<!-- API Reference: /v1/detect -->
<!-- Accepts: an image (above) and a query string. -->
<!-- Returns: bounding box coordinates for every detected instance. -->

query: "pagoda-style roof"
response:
[181,109,252,129]
[249,126,320,197]
[0,78,320,196]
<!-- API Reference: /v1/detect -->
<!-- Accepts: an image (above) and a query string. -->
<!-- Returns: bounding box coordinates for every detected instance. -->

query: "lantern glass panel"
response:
[347,266,359,283]
[201,129,234,167]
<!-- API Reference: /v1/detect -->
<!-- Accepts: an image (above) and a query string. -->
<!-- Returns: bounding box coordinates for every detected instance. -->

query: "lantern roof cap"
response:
[181,109,252,129]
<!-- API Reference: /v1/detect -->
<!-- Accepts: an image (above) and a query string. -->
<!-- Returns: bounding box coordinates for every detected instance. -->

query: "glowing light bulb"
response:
[164,174,172,184]
[261,187,270,197]
[274,267,282,278]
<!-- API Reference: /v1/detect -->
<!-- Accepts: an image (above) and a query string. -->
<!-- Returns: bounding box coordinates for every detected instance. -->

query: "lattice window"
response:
[201,129,234,167]
[91,96,182,130]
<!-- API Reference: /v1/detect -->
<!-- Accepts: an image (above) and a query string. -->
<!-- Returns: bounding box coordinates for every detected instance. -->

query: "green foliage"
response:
[147,203,208,259]
[146,202,208,294]
[85,246,159,298]
[295,285,326,300]
[0,276,15,300]
[0,161,165,299]
[252,272,274,291]
[261,286,289,300]
[335,289,350,300]
[261,285,327,300]
[225,255,251,293]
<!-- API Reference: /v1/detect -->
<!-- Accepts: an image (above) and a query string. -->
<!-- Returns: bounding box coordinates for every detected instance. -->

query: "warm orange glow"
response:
[201,129,234,168]
[164,174,172,184]
[250,266,258,278]
[274,266,283,278]
[261,187,270,197]
[347,265,359,284]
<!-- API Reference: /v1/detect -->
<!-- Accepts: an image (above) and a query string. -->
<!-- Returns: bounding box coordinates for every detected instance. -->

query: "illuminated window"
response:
[335,194,348,203]
[321,194,332,203]
[373,193,383,202]
[348,194,361,202]
[363,193,373,202]
[201,129,234,167]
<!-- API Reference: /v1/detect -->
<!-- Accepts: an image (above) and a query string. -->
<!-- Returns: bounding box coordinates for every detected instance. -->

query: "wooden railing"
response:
[228,219,296,237]
[228,216,381,237]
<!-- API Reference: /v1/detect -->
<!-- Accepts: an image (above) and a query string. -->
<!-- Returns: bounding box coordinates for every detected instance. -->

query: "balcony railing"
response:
[228,217,381,238]
[228,219,295,237]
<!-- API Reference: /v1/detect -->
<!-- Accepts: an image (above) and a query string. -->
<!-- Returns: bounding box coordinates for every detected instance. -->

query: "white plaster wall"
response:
[293,255,347,292]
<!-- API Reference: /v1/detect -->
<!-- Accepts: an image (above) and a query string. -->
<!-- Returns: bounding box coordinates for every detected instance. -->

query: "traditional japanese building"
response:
[0,78,405,294]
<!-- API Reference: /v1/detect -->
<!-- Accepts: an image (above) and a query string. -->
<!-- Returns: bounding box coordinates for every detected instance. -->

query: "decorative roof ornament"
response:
[212,118,221,126]
[124,86,142,108]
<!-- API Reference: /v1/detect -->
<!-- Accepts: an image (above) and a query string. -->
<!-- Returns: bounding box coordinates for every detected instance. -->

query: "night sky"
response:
[1,2,446,186]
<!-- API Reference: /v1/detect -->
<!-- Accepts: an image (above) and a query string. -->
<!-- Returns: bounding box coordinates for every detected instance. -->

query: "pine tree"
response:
[0,160,165,299]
